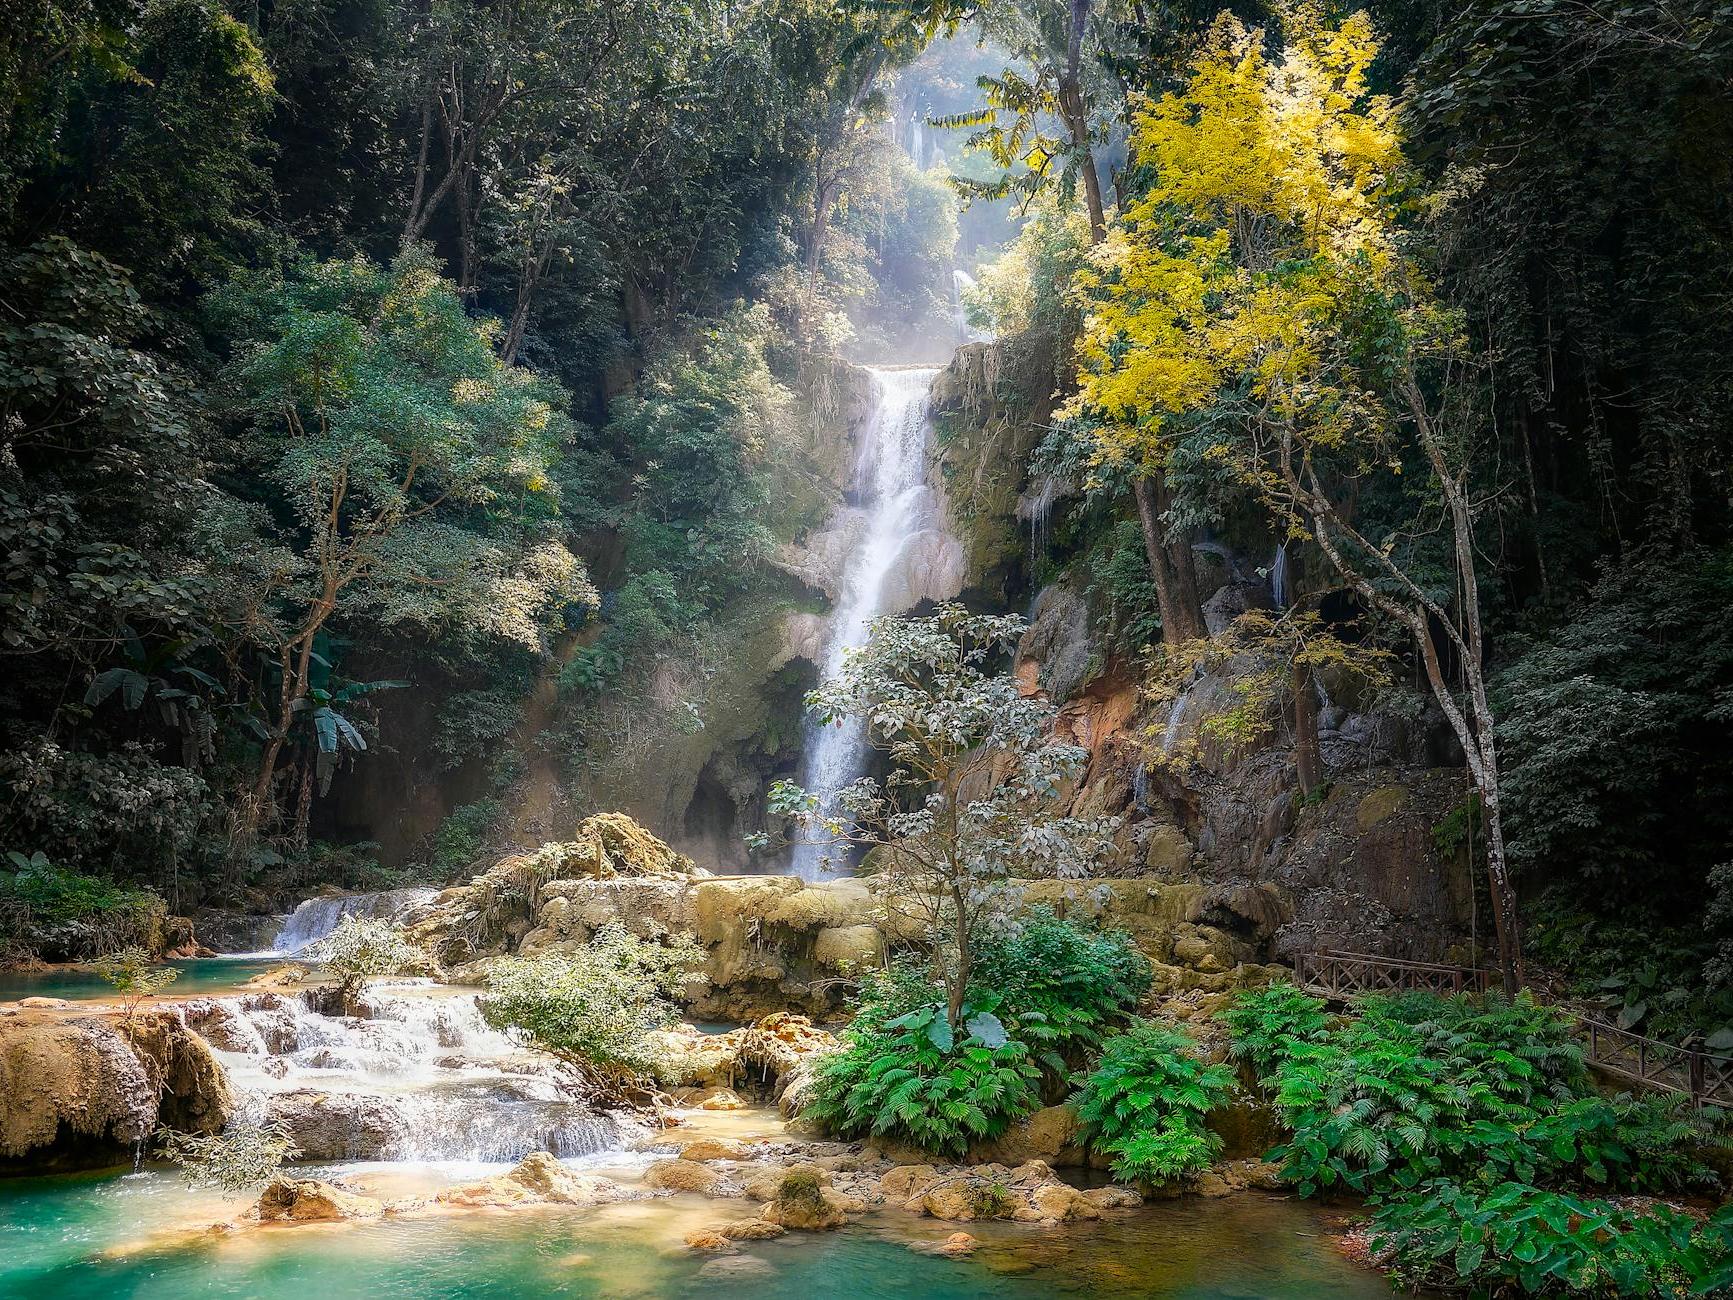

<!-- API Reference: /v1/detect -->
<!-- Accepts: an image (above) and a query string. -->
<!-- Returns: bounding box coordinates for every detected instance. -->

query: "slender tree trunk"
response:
[1062,0,1106,243]
[292,755,314,850]
[1291,663,1323,795]
[1134,472,1207,642]
[1133,476,1181,641]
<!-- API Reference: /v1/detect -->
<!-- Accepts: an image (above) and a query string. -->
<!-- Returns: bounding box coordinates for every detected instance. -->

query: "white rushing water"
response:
[790,367,943,880]
[195,983,628,1163]
[270,887,438,955]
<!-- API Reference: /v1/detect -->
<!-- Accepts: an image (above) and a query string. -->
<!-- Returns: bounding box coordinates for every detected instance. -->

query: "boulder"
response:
[254,1176,383,1222]
[761,1169,856,1231]
[718,1217,787,1241]
[436,1152,638,1208]
[678,1137,752,1162]
[683,1229,736,1252]
[966,1105,1084,1167]
[644,1159,727,1195]
[262,1090,409,1160]
[879,1164,941,1202]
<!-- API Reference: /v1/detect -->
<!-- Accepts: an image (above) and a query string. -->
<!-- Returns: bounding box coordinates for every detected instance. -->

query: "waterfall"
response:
[952,267,991,343]
[1270,541,1290,609]
[790,367,942,881]
[270,887,438,955]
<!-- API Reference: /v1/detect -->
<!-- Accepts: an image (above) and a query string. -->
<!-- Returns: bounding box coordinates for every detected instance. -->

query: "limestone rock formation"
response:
[0,1008,231,1172]
[254,1176,384,1222]
[435,1151,642,1208]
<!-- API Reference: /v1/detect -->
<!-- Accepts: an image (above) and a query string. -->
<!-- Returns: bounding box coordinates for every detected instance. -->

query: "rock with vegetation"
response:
[254,1176,384,1223]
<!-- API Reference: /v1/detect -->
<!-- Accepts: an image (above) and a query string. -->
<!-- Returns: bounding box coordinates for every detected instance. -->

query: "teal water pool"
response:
[0,958,289,1004]
[0,1164,1400,1299]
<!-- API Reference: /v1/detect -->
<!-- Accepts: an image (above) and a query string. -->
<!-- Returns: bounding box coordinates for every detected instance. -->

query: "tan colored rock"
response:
[695,1089,746,1111]
[935,1232,978,1257]
[718,1217,787,1241]
[919,1181,978,1222]
[436,1152,635,1208]
[683,1229,737,1252]
[1080,1185,1142,1210]
[644,1159,726,1195]
[879,1164,941,1202]
[678,1137,752,1162]
[1194,1169,1237,1198]
[1026,1183,1101,1222]
[761,1169,852,1230]
[812,925,883,970]
[0,1008,230,1169]
[255,1176,383,1222]
[1143,823,1195,874]
[967,1105,1083,1166]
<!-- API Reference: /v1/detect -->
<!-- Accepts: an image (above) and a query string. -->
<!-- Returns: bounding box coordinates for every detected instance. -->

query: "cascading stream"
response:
[790,366,942,881]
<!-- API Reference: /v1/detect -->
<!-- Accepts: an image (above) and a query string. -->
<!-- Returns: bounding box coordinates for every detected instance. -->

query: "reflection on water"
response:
[0,1161,1399,1299]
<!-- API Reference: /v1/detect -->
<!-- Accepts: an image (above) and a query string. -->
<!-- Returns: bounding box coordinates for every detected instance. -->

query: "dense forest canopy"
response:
[2,0,1732,1017]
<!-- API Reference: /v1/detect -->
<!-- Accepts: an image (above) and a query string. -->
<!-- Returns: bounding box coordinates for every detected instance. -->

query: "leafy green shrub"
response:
[804,964,1042,1157]
[1,850,161,927]
[1474,1095,1709,1194]
[480,923,705,1083]
[974,909,1150,1073]
[429,799,501,877]
[94,944,179,1026]
[156,1120,300,1193]
[1220,980,1333,1077]
[306,916,432,988]
[1372,1180,1733,1298]
[1226,988,1706,1201]
[1074,1020,1235,1186]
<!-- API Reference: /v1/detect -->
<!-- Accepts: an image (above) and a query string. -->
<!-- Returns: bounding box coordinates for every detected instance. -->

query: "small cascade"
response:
[952,267,991,343]
[1015,473,1066,559]
[271,887,438,954]
[790,366,948,881]
[203,984,628,1164]
[1270,541,1290,609]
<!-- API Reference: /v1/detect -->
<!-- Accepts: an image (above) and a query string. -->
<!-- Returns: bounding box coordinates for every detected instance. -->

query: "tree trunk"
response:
[1136,469,1207,641]
[1061,0,1106,243]
[1132,476,1182,641]
[292,755,314,850]
[1291,663,1323,796]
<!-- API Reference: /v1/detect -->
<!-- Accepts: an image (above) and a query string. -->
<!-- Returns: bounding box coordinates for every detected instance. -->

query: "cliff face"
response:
[928,332,1480,965]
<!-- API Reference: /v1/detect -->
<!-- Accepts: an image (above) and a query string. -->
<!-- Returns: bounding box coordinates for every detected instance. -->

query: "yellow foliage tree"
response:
[1067,9,1524,991]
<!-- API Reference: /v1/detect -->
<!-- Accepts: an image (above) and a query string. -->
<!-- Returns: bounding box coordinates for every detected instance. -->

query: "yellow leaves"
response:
[1069,8,1419,478]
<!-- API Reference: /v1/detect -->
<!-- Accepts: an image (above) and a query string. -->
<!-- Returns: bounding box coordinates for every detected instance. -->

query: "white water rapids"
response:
[789,366,947,881]
[189,982,630,1164]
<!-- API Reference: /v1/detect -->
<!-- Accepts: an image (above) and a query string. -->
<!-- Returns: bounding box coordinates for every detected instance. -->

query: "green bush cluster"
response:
[1073,1020,1234,1185]
[974,908,1152,1070]
[480,923,705,1083]
[803,964,1044,1158]
[0,851,160,927]
[806,915,1149,1158]
[1223,982,1722,1297]
[1372,1180,1733,1298]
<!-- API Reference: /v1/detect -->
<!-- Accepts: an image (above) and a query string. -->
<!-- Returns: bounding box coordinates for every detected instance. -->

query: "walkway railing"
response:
[1293,948,1733,1108]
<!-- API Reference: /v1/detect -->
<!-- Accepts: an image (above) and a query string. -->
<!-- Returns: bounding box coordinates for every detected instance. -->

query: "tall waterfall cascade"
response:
[789,366,962,880]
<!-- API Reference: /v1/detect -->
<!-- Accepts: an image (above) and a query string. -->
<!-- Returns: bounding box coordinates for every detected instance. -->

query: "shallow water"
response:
[0,1162,1398,1299]
[0,957,287,1003]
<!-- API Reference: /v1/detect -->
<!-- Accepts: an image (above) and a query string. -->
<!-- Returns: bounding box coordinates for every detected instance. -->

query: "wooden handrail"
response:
[1292,950,1733,1108]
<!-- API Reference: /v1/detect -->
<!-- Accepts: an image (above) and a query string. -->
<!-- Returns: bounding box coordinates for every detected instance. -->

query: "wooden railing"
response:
[1293,949,1733,1108]
[1294,948,1497,999]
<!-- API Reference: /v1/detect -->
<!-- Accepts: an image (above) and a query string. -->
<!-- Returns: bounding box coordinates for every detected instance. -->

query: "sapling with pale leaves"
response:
[767,604,1119,1032]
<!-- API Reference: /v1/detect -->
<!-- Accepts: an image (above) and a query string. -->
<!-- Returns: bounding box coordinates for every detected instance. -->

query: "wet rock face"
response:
[0,1007,231,1173]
